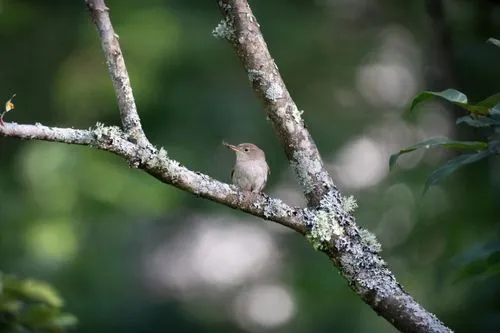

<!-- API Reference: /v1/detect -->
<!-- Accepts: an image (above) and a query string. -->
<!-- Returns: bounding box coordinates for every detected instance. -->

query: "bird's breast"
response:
[232,160,269,192]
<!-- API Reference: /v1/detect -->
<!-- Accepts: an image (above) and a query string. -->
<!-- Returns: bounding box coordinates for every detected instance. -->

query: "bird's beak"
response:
[223,141,239,152]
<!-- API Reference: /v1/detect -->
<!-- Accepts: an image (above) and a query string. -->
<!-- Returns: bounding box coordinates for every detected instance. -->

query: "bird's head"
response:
[223,142,266,162]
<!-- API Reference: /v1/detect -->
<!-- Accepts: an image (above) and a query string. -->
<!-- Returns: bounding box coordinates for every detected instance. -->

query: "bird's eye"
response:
[244,148,249,152]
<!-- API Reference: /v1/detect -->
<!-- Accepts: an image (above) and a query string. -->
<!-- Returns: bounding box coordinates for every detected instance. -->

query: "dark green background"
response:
[1,0,499,332]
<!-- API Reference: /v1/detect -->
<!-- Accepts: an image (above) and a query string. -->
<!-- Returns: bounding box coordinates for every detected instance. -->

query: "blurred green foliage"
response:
[391,87,500,193]
[0,273,77,332]
[0,0,499,333]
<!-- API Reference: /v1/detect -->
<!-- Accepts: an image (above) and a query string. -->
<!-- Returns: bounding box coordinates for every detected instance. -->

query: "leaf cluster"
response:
[0,273,76,333]
[390,87,500,193]
[390,38,500,284]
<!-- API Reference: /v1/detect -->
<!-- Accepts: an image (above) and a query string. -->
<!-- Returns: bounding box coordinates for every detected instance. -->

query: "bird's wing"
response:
[231,168,234,181]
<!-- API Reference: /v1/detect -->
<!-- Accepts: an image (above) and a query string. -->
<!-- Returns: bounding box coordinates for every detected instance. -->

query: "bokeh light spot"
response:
[233,284,296,329]
[333,136,388,189]
[146,216,279,298]
[376,207,414,249]
[25,218,78,263]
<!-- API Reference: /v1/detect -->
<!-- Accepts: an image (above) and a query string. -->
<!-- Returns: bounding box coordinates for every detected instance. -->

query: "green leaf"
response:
[19,304,58,327]
[17,305,78,332]
[408,89,496,116]
[0,297,22,314]
[52,313,78,328]
[477,92,500,108]
[424,151,491,193]
[409,89,467,112]
[451,241,500,283]
[2,276,63,308]
[0,273,77,331]
[456,115,500,128]
[456,103,492,115]
[389,137,488,169]
[487,37,500,47]
[452,258,490,283]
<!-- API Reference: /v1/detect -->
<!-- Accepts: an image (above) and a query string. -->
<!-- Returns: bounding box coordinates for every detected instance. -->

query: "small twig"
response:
[0,94,16,126]
[84,0,149,147]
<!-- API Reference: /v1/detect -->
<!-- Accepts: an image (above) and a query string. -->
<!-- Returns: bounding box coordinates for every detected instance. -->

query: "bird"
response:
[223,142,269,192]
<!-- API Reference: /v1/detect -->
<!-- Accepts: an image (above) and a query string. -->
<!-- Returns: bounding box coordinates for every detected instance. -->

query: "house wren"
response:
[223,142,269,192]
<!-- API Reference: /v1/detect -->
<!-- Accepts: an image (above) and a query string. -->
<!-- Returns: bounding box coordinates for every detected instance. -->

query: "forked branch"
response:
[85,0,149,147]
[0,1,453,332]
[215,1,452,332]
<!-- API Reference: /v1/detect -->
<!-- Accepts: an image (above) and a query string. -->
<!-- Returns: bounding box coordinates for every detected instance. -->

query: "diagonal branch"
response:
[215,1,453,332]
[0,122,307,234]
[85,0,149,147]
[215,0,333,207]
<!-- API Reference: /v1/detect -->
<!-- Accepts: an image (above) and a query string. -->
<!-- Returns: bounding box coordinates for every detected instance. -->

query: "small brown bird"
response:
[223,142,270,192]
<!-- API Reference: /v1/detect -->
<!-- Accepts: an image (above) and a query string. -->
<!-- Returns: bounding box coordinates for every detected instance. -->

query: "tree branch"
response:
[0,122,307,234]
[214,0,333,207]
[215,1,453,332]
[0,1,453,332]
[85,0,149,147]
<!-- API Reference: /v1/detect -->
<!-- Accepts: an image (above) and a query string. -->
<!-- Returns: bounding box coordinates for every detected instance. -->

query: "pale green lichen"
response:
[291,107,304,123]
[146,146,183,180]
[304,200,344,251]
[302,190,392,302]
[265,83,283,101]
[359,228,382,253]
[303,208,324,250]
[93,122,123,140]
[291,150,322,193]
[147,147,170,171]
[290,160,313,194]
[306,234,324,251]
[219,1,232,11]
[247,69,265,83]
[247,70,284,102]
[341,195,358,213]
[212,19,234,40]
[311,210,343,240]
[93,122,105,134]
[304,192,360,251]
[339,253,357,277]
[192,172,220,196]
[165,159,185,177]
[158,147,168,161]
[263,197,286,218]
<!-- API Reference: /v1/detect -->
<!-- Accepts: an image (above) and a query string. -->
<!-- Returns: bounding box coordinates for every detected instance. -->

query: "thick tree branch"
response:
[215,1,453,332]
[215,0,333,207]
[0,122,307,234]
[85,0,149,147]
